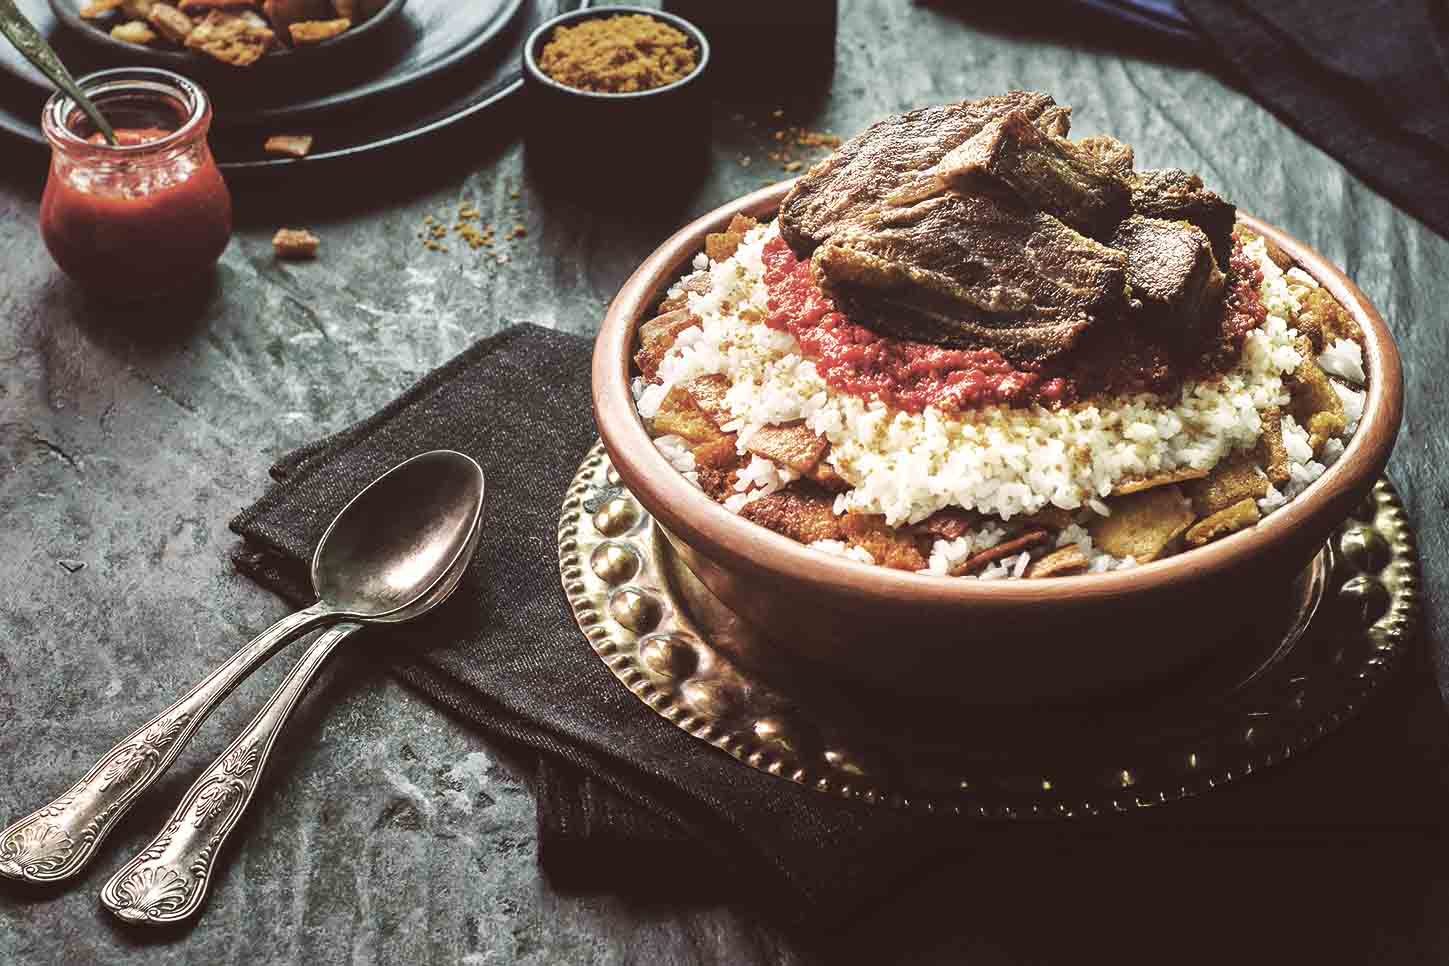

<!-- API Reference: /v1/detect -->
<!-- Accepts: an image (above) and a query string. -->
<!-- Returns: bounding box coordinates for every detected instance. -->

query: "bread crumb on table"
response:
[111,20,158,43]
[273,228,320,260]
[289,18,350,44]
[263,134,314,158]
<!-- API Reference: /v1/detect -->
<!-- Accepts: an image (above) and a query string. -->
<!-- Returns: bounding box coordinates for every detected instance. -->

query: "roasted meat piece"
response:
[1111,215,1226,337]
[1075,134,1134,177]
[1130,168,1236,269]
[812,190,1128,365]
[930,110,1130,240]
[778,91,1060,254]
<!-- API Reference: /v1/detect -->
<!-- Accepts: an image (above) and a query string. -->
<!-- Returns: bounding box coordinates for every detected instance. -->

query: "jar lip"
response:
[42,68,209,157]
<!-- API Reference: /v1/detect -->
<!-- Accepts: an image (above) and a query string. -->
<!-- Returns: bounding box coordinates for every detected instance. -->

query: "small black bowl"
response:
[522,5,711,188]
[48,0,409,79]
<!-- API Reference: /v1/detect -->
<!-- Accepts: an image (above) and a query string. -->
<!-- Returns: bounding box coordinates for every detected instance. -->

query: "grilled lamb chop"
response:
[1112,216,1226,342]
[813,190,1129,365]
[1130,169,1236,268]
[778,91,1061,255]
[924,109,1131,240]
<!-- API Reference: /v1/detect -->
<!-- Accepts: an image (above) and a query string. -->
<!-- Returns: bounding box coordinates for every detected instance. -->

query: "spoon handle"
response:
[101,622,362,925]
[0,602,331,885]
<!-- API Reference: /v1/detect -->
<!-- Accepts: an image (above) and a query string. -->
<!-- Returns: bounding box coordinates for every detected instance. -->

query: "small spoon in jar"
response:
[0,450,484,887]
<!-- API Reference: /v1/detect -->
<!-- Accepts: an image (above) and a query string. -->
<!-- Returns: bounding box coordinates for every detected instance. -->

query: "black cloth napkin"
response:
[1064,0,1449,241]
[230,323,1449,928]
[230,323,950,925]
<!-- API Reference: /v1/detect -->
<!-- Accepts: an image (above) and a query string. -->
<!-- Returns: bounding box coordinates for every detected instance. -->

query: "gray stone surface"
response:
[2,1,1448,963]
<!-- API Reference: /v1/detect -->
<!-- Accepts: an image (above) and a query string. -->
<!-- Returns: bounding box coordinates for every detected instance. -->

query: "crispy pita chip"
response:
[695,467,739,502]
[1185,498,1261,548]
[842,513,930,572]
[1257,408,1291,485]
[1288,336,1346,453]
[81,0,124,18]
[745,422,829,476]
[184,9,274,65]
[1025,544,1090,578]
[690,435,742,471]
[705,213,758,262]
[1185,452,1268,517]
[1112,466,1208,496]
[741,487,845,544]
[658,272,712,314]
[289,17,350,43]
[1087,486,1195,562]
[652,384,726,446]
[111,19,157,42]
[634,308,699,381]
[1295,285,1361,352]
[264,134,313,157]
[908,508,982,542]
[146,3,195,42]
[683,373,732,426]
[952,530,1052,576]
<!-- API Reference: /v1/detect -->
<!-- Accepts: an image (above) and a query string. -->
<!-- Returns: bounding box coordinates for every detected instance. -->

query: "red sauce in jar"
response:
[760,234,1262,414]
[39,75,233,299]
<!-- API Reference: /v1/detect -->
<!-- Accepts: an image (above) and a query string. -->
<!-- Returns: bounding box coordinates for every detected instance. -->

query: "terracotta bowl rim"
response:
[592,180,1404,606]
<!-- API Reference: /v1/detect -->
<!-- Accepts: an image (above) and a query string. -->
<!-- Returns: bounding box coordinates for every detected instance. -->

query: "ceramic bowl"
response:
[592,181,1404,705]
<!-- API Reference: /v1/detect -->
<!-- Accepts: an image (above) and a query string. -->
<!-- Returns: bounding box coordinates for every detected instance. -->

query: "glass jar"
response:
[40,68,232,298]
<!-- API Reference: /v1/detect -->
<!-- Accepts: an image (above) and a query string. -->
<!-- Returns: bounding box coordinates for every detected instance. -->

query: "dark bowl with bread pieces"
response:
[592,180,1404,706]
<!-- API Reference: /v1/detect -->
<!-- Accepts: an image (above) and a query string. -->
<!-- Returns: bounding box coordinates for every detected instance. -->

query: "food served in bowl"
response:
[72,0,392,66]
[630,91,1369,580]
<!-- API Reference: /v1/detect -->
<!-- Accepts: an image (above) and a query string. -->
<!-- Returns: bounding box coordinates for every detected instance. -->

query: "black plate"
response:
[0,0,589,171]
[47,0,409,75]
[1,0,523,125]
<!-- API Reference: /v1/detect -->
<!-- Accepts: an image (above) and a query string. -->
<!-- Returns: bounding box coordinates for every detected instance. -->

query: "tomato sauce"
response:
[40,126,232,297]
[760,234,1260,414]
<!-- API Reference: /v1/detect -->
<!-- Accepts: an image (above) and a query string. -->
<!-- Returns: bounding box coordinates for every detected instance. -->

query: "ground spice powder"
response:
[538,14,697,93]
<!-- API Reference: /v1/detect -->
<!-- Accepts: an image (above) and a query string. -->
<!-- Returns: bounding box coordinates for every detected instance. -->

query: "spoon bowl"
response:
[312,450,485,620]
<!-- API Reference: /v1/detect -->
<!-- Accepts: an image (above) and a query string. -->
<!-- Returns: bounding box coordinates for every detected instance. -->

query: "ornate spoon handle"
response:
[101,622,361,925]
[0,602,330,885]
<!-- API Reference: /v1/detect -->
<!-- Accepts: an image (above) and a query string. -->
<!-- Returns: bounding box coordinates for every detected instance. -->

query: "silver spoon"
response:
[0,450,485,888]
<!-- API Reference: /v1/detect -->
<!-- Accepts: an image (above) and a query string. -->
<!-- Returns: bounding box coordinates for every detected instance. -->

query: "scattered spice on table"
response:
[418,200,530,264]
[537,14,696,93]
[730,110,841,173]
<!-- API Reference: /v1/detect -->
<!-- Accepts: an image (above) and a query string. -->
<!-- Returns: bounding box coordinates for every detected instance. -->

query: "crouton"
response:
[657,273,712,314]
[263,134,314,158]
[146,3,195,43]
[184,9,274,65]
[1287,336,1346,453]
[1185,498,1261,547]
[1088,486,1195,562]
[704,214,757,262]
[1025,544,1090,578]
[740,488,845,545]
[272,228,320,259]
[1112,466,1208,496]
[745,422,829,477]
[634,309,699,381]
[841,514,930,572]
[690,435,742,471]
[682,374,732,426]
[652,385,726,446]
[110,19,157,42]
[81,0,124,19]
[1257,408,1291,485]
[1185,452,1269,517]
[289,17,350,43]
[1296,285,1361,351]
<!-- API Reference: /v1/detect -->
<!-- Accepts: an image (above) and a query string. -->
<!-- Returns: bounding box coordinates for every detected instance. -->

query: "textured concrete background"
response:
[2,1,1448,963]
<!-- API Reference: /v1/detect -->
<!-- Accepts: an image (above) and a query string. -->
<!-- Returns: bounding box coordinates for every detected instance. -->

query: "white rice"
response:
[638,220,1365,576]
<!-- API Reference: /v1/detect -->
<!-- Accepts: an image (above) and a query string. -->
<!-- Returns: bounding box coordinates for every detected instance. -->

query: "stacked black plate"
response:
[0,0,591,171]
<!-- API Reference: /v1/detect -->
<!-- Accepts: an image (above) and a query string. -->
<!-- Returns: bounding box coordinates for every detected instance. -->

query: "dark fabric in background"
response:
[1066,0,1449,240]
[232,324,1449,926]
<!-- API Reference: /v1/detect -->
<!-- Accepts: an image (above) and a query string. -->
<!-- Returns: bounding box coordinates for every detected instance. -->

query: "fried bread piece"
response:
[657,273,713,314]
[682,373,732,426]
[1185,498,1260,547]
[1294,286,1362,353]
[952,530,1052,576]
[691,435,742,471]
[81,0,124,18]
[1184,453,1268,516]
[841,514,930,572]
[1287,336,1346,453]
[1257,408,1291,485]
[745,422,829,477]
[264,134,313,157]
[111,20,158,42]
[740,487,845,545]
[908,507,982,541]
[184,9,274,65]
[289,17,350,44]
[705,214,757,262]
[146,3,195,42]
[1088,485,1195,562]
[1025,544,1090,578]
[1112,465,1208,496]
[272,228,319,259]
[652,384,726,446]
[634,308,699,381]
